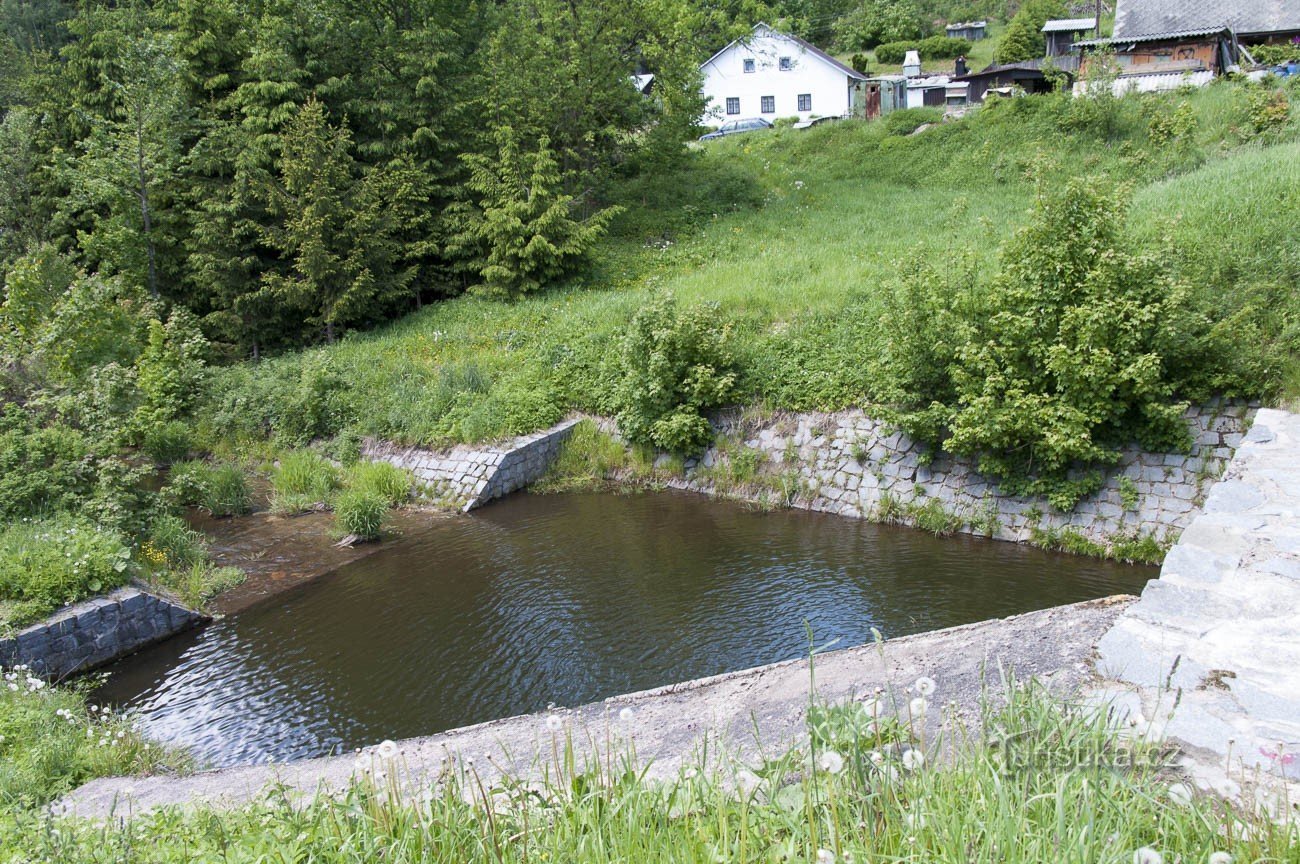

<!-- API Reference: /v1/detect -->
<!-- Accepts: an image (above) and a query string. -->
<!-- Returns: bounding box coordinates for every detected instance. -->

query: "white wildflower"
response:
[868,750,884,766]
[1133,847,1163,864]
[914,676,936,697]
[618,707,635,722]
[1167,782,1193,807]
[545,714,563,732]
[817,749,845,774]
[902,749,925,772]
[1208,853,1233,864]
[909,697,929,718]
[376,740,398,760]
[815,848,834,864]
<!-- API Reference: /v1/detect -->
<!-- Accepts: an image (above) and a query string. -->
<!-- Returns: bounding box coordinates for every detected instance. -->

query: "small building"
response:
[946,20,987,41]
[952,60,1056,103]
[1042,17,1098,58]
[861,75,907,118]
[1073,27,1238,95]
[944,82,970,108]
[906,75,950,108]
[1112,0,1300,44]
[699,22,868,123]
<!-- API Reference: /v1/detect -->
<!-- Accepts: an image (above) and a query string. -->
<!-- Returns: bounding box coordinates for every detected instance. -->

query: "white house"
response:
[699,23,866,124]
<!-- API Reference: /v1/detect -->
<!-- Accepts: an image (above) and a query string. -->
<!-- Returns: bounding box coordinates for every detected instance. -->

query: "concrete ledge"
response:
[56,596,1134,818]
[0,587,206,681]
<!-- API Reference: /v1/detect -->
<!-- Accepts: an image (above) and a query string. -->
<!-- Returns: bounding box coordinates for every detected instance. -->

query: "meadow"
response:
[198,79,1300,456]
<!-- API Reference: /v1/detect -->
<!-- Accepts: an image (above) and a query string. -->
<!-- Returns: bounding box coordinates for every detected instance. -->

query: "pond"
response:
[95,491,1154,767]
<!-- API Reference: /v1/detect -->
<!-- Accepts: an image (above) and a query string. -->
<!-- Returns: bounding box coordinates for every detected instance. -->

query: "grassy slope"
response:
[201,81,1300,452]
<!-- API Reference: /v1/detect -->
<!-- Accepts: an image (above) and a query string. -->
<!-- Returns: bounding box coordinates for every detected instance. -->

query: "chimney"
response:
[954,55,968,76]
[903,50,921,77]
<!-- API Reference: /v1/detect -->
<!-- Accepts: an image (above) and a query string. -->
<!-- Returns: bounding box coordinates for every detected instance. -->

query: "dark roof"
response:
[1074,26,1230,48]
[701,23,867,81]
[1113,0,1300,39]
[952,60,1049,81]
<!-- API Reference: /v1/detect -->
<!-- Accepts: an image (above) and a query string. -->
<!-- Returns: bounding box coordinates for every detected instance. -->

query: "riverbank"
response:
[57,596,1134,816]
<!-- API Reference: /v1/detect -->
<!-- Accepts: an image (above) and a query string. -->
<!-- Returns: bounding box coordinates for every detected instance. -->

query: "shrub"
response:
[833,0,927,51]
[0,517,132,628]
[344,461,410,507]
[0,407,94,523]
[330,429,363,466]
[875,36,970,65]
[996,0,1066,63]
[141,420,191,465]
[160,563,246,608]
[333,489,386,539]
[1247,86,1290,134]
[877,178,1215,508]
[162,460,212,509]
[615,294,739,453]
[1249,41,1300,65]
[270,450,340,514]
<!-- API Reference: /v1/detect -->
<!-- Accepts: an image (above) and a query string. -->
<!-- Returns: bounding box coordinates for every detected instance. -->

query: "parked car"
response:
[699,118,773,141]
[792,114,844,130]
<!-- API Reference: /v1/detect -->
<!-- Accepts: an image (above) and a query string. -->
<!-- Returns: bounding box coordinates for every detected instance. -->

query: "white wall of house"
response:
[700,26,859,123]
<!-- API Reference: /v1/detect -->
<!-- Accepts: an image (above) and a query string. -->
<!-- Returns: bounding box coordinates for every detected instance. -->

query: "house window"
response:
[797,93,812,111]
[779,56,793,70]
[725,97,740,115]
[743,58,755,73]
[761,95,775,113]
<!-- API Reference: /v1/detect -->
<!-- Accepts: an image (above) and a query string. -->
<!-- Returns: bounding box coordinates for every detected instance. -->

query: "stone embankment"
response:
[1094,408,1300,801]
[672,402,1252,550]
[362,419,579,511]
[57,598,1131,817]
[0,587,205,680]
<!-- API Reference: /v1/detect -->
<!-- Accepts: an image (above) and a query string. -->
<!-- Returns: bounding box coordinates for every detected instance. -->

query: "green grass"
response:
[269,450,341,514]
[7,678,1298,862]
[0,669,186,808]
[199,81,1300,453]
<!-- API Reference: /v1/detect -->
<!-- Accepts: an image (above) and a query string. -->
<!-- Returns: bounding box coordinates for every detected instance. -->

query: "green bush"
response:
[333,489,386,539]
[833,0,927,51]
[160,562,246,608]
[615,294,739,453]
[270,450,340,513]
[140,420,191,465]
[204,463,251,517]
[0,407,94,523]
[0,671,183,807]
[344,461,410,507]
[875,35,971,64]
[0,517,132,629]
[1250,42,1300,65]
[877,177,1220,508]
[884,107,943,136]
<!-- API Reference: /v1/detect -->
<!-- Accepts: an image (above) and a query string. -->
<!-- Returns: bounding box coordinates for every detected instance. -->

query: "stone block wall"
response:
[0,587,205,680]
[363,418,579,511]
[674,402,1253,548]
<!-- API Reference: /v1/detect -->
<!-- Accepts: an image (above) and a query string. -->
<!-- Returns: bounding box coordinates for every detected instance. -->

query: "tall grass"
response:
[9,680,1296,862]
[269,450,340,514]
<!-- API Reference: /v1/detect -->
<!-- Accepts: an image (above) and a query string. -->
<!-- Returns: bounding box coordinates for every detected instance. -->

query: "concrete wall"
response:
[0,587,205,680]
[362,418,579,512]
[671,401,1253,549]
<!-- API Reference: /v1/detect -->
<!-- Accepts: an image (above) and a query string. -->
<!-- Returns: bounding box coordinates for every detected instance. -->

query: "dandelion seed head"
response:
[909,697,929,717]
[1167,782,1192,807]
[815,848,834,864]
[817,749,845,774]
[1133,847,1163,864]
[902,749,925,772]
[914,676,936,697]
[1208,853,1233,864]
[618,707,634,722]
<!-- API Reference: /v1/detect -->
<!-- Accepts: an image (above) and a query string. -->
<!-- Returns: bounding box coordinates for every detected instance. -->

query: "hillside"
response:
[200,81,1300,454]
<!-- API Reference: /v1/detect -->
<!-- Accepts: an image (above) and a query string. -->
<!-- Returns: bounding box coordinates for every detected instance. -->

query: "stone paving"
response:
[361,419,578,511]
[676,402,1252,549]
[1094,408,1300,807]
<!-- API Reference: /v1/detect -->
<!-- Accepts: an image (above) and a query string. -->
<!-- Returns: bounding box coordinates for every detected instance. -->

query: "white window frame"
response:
[779,56,793,71]
[743,58,756,73]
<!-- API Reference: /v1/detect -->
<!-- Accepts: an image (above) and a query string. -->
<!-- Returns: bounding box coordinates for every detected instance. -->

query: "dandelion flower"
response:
[902,749,925,772]
[817,749,845,774]
[1133,847,1163,864]
[1167,782,1192,807]
[1208,853,1232,864]
[815,848,834,864]
[618,707,634,722]
[869,750,884,766]
[377,740,398,759]
[909,697,929,717]
[545,714,563,731]
[914,676,936,697]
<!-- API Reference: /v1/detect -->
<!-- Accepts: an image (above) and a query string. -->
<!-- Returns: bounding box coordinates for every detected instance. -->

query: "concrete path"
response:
[1096,408,1300,806]
[56,598,1131,818]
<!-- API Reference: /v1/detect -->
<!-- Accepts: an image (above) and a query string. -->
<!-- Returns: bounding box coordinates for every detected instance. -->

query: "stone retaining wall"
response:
[362,419,579,512]
[669,402,1253,549]
[0,587,205,680]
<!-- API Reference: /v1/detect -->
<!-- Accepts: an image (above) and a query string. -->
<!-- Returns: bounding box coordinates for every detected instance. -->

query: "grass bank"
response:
[198,80,1300,459]
[7,678,1297,862]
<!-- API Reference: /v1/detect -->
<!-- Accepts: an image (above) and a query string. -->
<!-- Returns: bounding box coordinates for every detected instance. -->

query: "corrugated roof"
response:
[1114,0,1300,39]
[700,23,867,80]
[1042,17,1098,32]
[1074,26,1229,48]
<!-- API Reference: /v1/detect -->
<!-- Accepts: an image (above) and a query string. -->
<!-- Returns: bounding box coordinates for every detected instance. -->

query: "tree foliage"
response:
[995,0,1065,63]
[833,0,928,52]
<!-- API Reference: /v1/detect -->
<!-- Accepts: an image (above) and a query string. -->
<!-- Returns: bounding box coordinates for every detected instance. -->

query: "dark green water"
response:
[96,491,1153,767]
